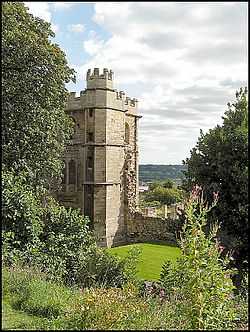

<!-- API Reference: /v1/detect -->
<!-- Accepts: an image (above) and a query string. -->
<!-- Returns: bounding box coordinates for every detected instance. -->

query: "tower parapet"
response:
[86,67,114,90]
[115,91,138,108]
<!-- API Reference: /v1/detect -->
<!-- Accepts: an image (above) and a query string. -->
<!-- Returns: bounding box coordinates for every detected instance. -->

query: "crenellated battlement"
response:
[115,90,138,108]
[86,67,114,89]
[67,69,138,111]
[87,68,113,81]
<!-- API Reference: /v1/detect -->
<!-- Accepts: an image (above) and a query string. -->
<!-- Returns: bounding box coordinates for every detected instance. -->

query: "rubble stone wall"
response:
[127,212,182,245]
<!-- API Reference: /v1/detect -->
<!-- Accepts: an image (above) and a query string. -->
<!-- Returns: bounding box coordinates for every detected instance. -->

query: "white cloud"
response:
[52,2,76,10]
[24,2,51,22]
[68,24,85,33]
[71,2,247,163]
[83,32,105,56]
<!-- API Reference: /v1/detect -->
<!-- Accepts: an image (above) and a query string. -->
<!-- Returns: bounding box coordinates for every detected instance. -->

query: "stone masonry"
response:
[57,68,141,247]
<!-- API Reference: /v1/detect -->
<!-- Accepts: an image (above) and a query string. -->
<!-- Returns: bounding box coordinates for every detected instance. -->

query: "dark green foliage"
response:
[2,170,44,265]
[183,88,248,272]
[160,179,175,189]
[2,2,75,191]
[2,183,94,283]
[37,197,94,282]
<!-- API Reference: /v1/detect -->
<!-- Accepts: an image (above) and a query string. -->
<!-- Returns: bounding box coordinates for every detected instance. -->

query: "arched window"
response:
[125,122,130,144]
[68,159,76,185]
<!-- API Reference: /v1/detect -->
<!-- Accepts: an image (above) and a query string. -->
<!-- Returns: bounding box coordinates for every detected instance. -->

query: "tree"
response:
[183,88,248,273]
[161,178,174,189]
[145,186,183,206]
[149,179,174,191]
[2,2,75,192]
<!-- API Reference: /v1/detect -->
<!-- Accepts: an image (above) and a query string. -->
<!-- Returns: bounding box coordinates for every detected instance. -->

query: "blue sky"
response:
[49,3,111,92]
[24,2,248,164]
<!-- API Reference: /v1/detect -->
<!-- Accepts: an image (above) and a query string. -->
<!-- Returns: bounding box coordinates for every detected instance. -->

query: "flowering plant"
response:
[160,185,237,330]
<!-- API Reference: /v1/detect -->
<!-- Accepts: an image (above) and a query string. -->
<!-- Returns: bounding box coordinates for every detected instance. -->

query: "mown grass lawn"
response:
[108,242,181,280]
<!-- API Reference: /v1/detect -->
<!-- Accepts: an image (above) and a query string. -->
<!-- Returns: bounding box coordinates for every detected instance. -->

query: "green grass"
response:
[2,298,48,330]
[108,242,181,280]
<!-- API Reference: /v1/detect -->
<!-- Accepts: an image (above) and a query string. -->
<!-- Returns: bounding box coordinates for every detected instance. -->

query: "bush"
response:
[37,196,93,283]
[160,185,237,330]
[72,245,141,288]
[2,178,94,283]
[2,174,139,288]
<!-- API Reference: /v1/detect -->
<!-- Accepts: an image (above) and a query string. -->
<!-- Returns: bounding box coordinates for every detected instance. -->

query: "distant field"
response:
[139,164,187,183]
[108,242,181,281]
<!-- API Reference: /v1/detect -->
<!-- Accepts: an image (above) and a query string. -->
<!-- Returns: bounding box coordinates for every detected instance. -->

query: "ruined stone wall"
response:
[127,212,182,245]
[124,114,138,215]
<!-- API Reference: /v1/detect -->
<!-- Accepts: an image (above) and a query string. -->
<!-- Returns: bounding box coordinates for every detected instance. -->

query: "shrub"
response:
[36,196,93,283]
[2,176,139,288]
[160,185,237,330]
[72,245,141,288]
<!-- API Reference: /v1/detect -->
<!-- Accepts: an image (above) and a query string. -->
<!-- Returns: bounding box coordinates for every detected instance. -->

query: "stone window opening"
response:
[125,122,130,144]
[68,159,76,185]
[87,132,94,142]
[89,108,94,117]
[87,156,93,169]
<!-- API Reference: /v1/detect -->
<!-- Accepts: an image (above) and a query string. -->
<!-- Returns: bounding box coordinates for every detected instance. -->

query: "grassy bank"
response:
[2,263,247,330]
[1,266,179,330]
[108,242,181,280]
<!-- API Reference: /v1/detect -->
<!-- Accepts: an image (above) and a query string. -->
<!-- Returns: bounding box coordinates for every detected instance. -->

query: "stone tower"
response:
[57,68,141,247]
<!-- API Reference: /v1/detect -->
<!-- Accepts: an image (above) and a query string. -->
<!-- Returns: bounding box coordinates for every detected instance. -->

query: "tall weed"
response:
[160,186,237,330]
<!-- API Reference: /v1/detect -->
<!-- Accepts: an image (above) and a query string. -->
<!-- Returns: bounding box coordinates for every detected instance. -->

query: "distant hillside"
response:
[139,164,187,183]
